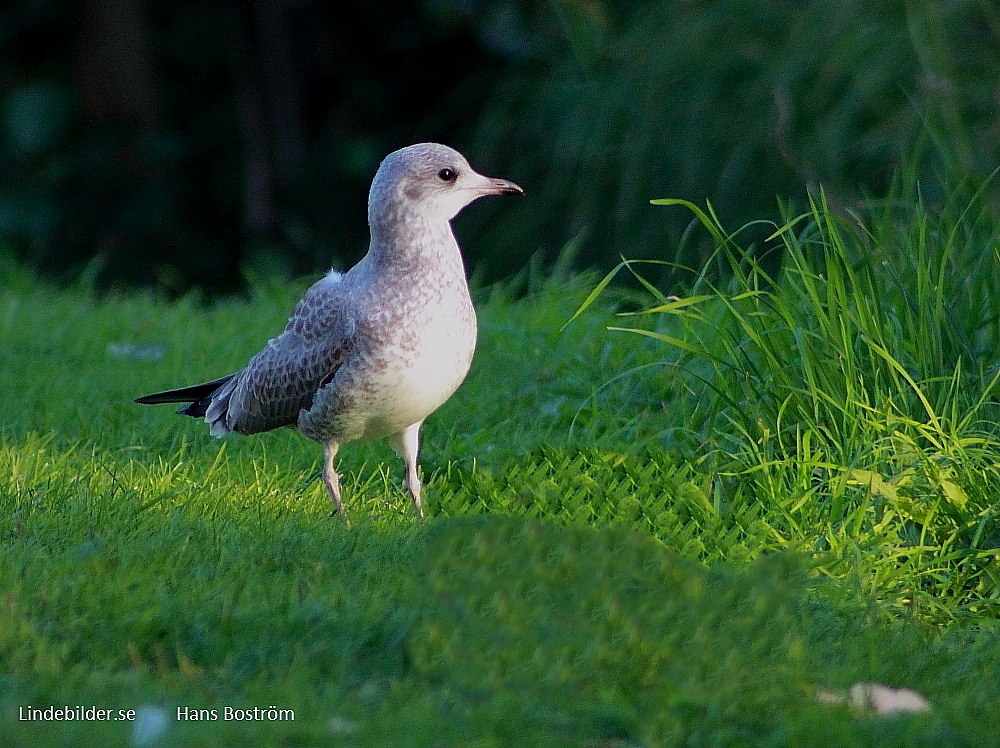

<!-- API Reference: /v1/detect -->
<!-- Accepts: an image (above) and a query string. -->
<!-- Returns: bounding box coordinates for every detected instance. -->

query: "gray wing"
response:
[206,273,354,436]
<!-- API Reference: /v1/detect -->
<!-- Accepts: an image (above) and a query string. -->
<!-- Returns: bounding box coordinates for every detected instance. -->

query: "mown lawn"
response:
[3,184,1000,745]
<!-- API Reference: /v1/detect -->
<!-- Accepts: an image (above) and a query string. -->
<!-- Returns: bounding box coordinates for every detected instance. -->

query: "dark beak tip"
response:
[485,176,523,196]
[494,179,523,196]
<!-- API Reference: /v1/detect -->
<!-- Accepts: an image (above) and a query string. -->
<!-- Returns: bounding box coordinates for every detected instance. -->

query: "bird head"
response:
[368,143,522,229]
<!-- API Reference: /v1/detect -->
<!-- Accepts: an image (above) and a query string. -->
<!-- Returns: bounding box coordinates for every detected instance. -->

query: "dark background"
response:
[1,0,997,294]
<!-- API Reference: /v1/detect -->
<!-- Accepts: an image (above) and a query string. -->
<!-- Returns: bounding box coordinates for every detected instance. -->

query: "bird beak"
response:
[472,175,524,196]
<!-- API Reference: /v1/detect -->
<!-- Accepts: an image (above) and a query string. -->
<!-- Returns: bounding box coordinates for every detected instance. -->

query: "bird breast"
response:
[299,270,478,444]
[365,283,477,432]
[393,313,476,415]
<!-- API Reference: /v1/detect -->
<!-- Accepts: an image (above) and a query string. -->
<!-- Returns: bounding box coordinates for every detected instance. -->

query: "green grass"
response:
[4,179,1000,745]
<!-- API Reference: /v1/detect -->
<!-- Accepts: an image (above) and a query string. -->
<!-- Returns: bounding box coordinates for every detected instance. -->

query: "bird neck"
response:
[368,212,465,276]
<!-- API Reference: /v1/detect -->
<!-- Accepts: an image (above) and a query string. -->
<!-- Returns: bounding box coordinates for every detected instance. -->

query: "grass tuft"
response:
[571,174,1000,622]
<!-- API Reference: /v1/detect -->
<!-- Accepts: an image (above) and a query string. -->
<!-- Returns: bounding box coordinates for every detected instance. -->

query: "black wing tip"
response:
[133,374,236,409]
[134,392,210,419]
[177,401,208,418]
[134,392,197,406]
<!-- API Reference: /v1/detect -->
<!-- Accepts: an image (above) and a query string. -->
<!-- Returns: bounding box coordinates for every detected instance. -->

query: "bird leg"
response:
[322,441,349,525]
[391,422,424,518]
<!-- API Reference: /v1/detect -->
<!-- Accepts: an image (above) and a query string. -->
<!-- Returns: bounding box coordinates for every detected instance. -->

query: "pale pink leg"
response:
[390,422,423,518]
[322,441,349,525]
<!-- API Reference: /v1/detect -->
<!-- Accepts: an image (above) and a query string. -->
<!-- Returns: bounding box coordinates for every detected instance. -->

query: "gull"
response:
[135,143,522,521]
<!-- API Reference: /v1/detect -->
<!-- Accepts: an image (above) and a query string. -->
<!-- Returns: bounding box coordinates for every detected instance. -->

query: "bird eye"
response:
[437,168,456,182]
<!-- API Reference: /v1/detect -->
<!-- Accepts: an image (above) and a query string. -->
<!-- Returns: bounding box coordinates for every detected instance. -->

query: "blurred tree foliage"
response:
[1,0,997,293]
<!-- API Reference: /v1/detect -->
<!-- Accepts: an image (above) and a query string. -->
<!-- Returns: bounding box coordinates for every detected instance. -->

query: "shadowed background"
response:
[1,0,997,294]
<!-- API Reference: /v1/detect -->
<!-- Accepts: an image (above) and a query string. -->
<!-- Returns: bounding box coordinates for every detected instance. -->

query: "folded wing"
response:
[136,272,353,437]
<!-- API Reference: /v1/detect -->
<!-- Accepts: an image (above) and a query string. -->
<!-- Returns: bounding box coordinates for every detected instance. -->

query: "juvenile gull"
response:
[135,143,522,520]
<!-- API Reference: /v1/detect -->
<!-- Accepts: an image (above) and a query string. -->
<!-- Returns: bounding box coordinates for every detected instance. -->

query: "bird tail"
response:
[134,374,237,431]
